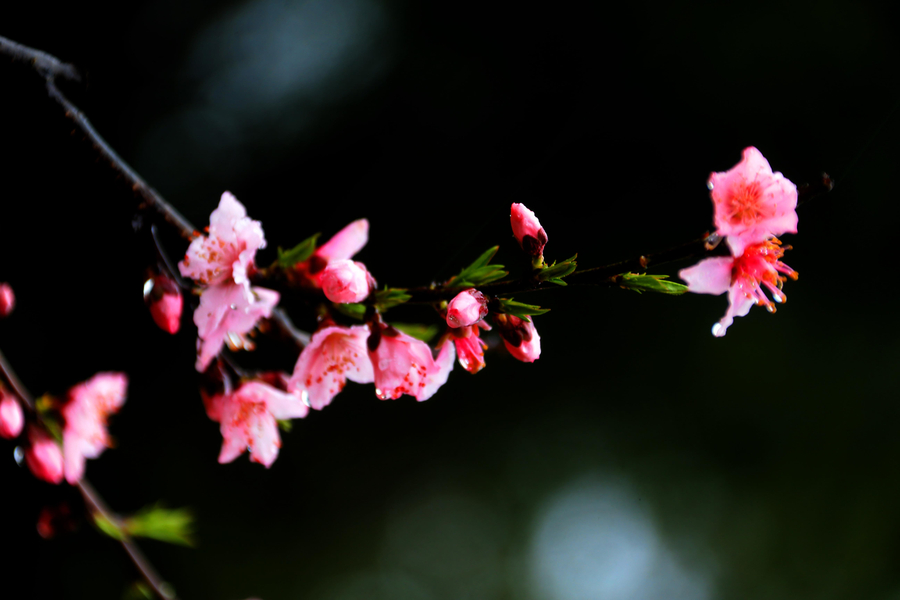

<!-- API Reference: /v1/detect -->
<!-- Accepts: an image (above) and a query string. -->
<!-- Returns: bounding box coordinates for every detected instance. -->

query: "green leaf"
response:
[277,419,293,432]
[447,246,508,288]
[498,298,550,318]
[93,512,127,541]
[334,302,366,320]
[123,504,195,548]
[123,582,155,600]
[536,254,577,282]
[391,323,440,343]
[277,233,320,268]
[374,288,412,311]
[617,273,688,295]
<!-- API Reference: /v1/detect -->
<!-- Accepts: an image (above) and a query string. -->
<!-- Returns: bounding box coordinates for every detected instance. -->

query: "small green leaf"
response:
[498,298,550,318]
[392,323,440,343]
[334,303,366,320]
[447,247,508,288]
[123,581,155,600]
[617,273,688,295]
[374,288,412,311]
[277,419,293,432]
[277,233,321,268]
[536,254,577,282]
[93,512,127,541]
[123,504,195,547]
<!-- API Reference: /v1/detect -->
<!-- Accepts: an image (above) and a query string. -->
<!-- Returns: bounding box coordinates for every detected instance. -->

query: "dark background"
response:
[3,2,900,599]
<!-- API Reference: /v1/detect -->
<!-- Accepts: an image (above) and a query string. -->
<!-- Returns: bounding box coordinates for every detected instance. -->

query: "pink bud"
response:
[510,203,548,256]
[0,283,15,317]
[494,314,541,363]
[321,260,374,304]
[144,274,183,334]
[446,289,488,328]
[0,394,24,439]
[25,426,64,485]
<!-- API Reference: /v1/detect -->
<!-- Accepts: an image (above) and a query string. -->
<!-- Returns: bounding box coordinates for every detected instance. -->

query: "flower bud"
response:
[321,260,374,304]
[446,289,488,328]
[0,394,24,439]
[493,313,541,363]
[510,203,548,256]
[25,426,64,485]
[143,273,183,334]
[0,283,15,317]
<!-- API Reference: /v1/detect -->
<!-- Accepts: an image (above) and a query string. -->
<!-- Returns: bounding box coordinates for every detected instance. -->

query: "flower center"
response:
[732,238,798,312]
[727,180,770,226]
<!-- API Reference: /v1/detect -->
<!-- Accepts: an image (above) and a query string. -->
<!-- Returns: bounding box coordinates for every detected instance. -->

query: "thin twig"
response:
[0,35,80,81]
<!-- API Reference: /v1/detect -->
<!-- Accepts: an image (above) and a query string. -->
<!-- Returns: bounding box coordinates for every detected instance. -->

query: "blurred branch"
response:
[0,346,180,600]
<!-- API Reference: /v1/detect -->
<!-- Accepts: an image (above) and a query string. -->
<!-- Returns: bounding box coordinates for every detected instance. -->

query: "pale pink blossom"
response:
[368,326,455,401]
[214,381,308,468]
[679,238,797,337]
[289,325,374,410]
[709,147,798,255]
[494,314,541,362]
[321,260,374,304]
[0,283,14,317]
[0,393,24,439]
[144,273,183,334]
[511,203,548,256]
[296,219,369,287]
[193,283,279,372]
[61,372,128,484]
[25,426,64,485]
[446,289,488,328]
[179,192,265,291]
[450,323,489,374]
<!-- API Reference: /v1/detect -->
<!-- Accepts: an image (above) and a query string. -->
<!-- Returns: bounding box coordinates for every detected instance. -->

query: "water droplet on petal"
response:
[300,390,310,408]
[143,279,155,298]
[13,446,24,465]
[711,323,723,337]
[707,181,714,191]
[229,304,237,310]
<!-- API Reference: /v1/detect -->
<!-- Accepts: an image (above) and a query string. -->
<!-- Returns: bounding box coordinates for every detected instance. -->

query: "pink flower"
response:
[295,219,369,287]
[709,147,798,255]
[0,283,14,317]
[193,283,279,372]
[289,325,374,410]
[321,260,374,304]
[213,381,308,468]
[679,238,797,337]
[61,372,128,484]
[25,426,64,485]
[368,325,455,401]
[144,273,183,334]
[179,192,265,291]
[446,289,488,328]
[511,203,548,256]
[450,323,489,374]
[493,314,541,362]
[0,393,24,439]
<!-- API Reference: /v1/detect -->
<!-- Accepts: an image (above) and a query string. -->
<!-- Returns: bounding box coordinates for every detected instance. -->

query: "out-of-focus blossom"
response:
[289,325,373,410]
[193,283,279,372]
[446,289,488,328]
[179,192,265,291]
[0,283,14,317]
[0,392,24,439]
[61,373,128,484]
[679,237,797,337]
[25,426,64,484]
[36,503,75,539]
[212,381,308,468]
[511,203,548,256]
[451,323,489,374]
[494,313,541,362]
[368,325,455,401]
[295,219,369,287]
[709,147,798,255]
[144,273,183,334]
[321,259,374,304]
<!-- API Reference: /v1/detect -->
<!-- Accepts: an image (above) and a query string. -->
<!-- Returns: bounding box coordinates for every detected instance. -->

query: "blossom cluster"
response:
[679,147,799,336]
[172,194,550,466]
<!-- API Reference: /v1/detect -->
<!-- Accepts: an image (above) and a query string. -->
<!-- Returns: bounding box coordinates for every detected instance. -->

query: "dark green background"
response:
[2,2,900,599]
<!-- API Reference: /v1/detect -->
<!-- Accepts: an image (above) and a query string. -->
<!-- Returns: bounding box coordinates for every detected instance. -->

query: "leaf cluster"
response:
[617,273,688,295]
[446,247,508,288]
[536,254,577,286]
[277,233,320,268]
[498,298,550,319]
